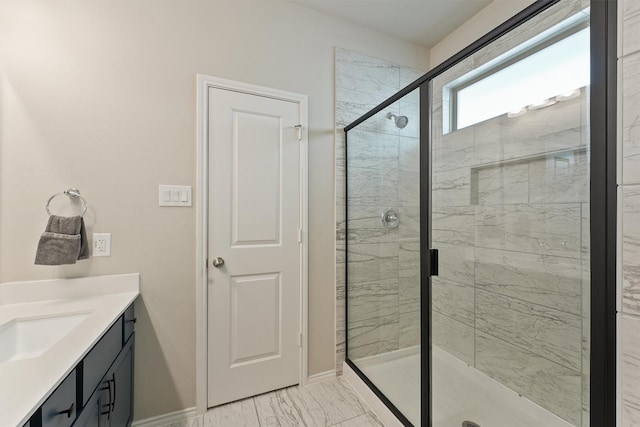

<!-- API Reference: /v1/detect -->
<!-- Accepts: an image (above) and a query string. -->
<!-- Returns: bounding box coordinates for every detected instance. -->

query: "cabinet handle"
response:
[100,380,113,405]
[100,379,112,421]
[126,317,137,324]
[111,373,117,411]
[56,403,74,418]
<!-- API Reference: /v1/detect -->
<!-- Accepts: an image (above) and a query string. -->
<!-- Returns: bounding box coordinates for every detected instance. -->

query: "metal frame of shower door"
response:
[419,80,433,427]
[343,0,618,425]
[589,0,618,424]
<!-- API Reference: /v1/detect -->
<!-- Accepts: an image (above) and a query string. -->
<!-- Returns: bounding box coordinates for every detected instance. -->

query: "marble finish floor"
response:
[354,346,574,427]
[202,378,382,427]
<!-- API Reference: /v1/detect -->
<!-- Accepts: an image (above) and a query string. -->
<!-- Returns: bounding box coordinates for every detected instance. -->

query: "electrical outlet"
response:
[93,233,111,257]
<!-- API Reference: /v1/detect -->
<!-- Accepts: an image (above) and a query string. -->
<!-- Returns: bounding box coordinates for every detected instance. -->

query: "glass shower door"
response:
[429,1,590,426]
[345,89,422,425]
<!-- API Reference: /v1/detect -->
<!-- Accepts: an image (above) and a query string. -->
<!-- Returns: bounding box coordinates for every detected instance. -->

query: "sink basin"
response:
[0,312,90,363]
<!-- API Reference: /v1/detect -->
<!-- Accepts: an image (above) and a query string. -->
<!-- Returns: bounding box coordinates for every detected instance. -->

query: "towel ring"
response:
[45,188,88,217]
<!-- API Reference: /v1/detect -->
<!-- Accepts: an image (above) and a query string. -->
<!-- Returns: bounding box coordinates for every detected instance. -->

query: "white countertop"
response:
[0,274,140,427]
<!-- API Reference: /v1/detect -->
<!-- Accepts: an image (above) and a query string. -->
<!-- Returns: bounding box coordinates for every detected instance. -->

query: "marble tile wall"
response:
[428,2,591,425]
[619,1,640,425]
[332,2,640,427]
[429,92,588,426]
[335,48,423,374]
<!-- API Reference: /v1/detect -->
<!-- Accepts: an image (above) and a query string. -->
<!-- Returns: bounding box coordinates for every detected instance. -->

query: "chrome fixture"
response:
[386,112,409,129]
[381,208,400,229]
[45,188,89,217]
[212,257,225,268]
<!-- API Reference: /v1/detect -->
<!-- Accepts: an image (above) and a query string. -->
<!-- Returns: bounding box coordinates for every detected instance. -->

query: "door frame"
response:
[195,74,309,415]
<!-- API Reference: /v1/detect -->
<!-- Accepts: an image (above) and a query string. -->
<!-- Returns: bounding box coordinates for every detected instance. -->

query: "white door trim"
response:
[195,74,309,415]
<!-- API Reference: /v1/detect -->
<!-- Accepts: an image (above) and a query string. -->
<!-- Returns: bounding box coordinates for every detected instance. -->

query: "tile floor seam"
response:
[329,411,378,427]
[288,388,314,427]
[300,383,330,426]
[251,396,262,427]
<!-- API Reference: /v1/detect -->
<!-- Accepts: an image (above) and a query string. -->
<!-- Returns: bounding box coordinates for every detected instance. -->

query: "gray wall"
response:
[618,0,640,425]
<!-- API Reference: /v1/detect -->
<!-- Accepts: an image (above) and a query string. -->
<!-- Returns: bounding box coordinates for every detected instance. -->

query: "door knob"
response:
[212,257,225,268]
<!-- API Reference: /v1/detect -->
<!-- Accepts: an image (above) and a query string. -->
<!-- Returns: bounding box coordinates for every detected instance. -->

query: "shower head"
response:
[386,112,409,129]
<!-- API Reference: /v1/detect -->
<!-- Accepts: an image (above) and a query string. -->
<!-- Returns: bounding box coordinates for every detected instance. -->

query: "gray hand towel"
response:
[78,218,89,260]
[35,215,89,265]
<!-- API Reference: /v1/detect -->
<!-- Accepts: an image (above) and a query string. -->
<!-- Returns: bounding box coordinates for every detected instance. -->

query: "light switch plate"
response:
[159,185,192,207]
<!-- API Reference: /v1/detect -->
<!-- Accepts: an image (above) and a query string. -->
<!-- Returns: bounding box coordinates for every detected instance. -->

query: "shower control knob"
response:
[381,208,400,229]
[212,257,225,268]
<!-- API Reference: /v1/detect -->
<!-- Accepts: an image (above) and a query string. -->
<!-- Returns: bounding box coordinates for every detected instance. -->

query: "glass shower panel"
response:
[430,1,590,426]
[345,88,421,425]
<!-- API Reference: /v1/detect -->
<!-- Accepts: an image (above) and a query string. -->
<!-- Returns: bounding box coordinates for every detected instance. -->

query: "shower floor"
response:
[353,346,574,427]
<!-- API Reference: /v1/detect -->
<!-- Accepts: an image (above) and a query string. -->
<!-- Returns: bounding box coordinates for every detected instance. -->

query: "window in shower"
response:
[444,10,590,132]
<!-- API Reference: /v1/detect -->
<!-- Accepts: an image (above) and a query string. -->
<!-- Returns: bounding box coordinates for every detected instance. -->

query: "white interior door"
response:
[207,87,302,407]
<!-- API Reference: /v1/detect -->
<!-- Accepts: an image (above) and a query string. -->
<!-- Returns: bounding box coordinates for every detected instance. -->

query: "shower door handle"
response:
[430,249,439,276]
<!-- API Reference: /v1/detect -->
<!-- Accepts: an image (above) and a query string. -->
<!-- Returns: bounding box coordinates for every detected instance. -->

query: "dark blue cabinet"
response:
[28,303,135,427]
[109,337,134,426]
[73,385,100,427]
[75,336,134,427]
[41,371,77,427]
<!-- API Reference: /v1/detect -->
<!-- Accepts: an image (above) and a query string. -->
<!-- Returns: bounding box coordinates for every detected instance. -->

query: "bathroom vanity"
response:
[0,274,139,427]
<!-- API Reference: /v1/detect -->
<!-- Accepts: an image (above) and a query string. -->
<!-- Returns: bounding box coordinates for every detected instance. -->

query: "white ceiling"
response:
[288,0,494,48]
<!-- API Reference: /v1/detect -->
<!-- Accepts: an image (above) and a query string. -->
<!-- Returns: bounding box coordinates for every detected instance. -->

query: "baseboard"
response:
[343,362,403,427]
[306,369,337,384]
[132,407,200,427]
[351,345,419,369]
[132,370,336,425]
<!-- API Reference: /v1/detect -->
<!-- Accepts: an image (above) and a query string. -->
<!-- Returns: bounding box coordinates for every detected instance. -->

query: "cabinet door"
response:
[83,318,123,406]
[109,336,134,427]
[73,385,101,427]
[75,375,115,427]
[41,371,76,427]
[123,304,136,344]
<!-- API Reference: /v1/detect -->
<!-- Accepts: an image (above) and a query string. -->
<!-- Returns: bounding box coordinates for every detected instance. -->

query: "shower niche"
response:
[341,0,611,426]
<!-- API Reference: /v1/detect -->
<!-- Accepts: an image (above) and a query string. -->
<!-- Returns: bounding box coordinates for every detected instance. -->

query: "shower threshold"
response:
[345,346,575,427]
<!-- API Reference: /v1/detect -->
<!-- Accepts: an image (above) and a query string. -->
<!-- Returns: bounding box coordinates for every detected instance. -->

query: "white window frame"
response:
[443,10,590,133]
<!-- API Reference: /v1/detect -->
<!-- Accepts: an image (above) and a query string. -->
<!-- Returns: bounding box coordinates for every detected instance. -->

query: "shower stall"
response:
[342,0,616,426]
